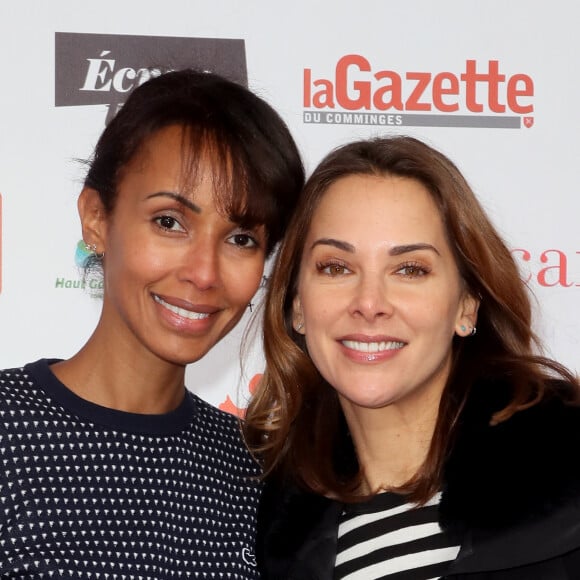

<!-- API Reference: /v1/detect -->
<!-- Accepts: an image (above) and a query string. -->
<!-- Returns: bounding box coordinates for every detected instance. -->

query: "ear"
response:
[455,292,480,337]
[78,187,107,253]
[292,294,305,334]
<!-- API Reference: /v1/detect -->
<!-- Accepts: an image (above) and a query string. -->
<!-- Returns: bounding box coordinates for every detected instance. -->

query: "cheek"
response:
[222,257,265,304]
[105,223,166,274]
[297,274,339,320]
[302,301,336,359]
[409,292,463,334]
[107,244,167,284]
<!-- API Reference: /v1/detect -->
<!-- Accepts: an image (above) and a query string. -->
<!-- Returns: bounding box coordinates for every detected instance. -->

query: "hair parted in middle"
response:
[244,135,578,504]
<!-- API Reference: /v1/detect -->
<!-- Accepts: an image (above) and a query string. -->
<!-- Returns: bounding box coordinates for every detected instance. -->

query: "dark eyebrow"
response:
[310,239,440,256]
[389,243,440,256]
[146,192,201,214]
[310,238,355,252]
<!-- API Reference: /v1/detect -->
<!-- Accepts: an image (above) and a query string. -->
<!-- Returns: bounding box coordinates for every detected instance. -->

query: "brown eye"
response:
[227,232,258,249]
[317,262,350,276]
[154,215,185,232]
[329,264,346,276]
[396,263,428,277]
[160,216,176,229]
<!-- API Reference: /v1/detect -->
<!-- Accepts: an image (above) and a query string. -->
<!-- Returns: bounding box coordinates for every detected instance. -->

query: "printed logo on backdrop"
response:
[219,373,261,417]
[55,32,248,124]
[512,248,580,288]
[303,55,534,129]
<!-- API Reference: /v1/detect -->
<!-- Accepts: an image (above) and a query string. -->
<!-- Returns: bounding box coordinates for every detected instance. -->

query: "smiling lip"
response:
[341,339,406,353]
[152,294,218,320]
[339,335,406,361]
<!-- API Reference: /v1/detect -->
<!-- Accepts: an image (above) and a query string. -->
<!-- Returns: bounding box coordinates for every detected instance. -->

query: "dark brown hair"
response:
[84,68,305,257]
[244,136,578,503]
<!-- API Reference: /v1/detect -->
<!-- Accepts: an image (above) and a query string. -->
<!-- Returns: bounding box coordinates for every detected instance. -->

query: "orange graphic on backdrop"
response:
[218,373,262,418]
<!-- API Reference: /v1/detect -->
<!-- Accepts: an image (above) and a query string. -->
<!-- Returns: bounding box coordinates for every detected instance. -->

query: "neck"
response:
[341,396,440,493]
[52,324,187,414]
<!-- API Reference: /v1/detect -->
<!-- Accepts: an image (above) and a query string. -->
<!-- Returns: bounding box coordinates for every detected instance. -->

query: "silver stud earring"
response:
[470,326,477,336]
[84,241,104,258]
[295,322,304,332]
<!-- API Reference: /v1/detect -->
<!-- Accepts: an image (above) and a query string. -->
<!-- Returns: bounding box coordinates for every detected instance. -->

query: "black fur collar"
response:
[257,378,580,577]
[440,378,580,534]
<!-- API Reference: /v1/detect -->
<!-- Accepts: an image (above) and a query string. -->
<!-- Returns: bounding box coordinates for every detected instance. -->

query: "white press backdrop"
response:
[0,1,578,412]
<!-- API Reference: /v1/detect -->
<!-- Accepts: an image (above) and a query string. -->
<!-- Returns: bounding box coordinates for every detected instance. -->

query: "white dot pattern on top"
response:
[0,360,261,578]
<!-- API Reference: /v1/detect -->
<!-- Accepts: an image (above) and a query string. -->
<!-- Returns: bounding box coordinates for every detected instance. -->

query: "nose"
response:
[349,272,393,321]
[178,236,221,291]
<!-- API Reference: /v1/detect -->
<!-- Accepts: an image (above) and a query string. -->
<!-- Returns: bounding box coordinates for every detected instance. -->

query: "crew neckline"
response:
[24,358,197,436]
[343,490,441,517]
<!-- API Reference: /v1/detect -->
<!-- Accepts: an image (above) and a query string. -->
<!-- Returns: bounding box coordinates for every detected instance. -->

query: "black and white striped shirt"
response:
[335,491,459,579]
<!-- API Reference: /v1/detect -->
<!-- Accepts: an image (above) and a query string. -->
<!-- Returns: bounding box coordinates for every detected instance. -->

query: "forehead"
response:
[120,125,236,208]
[120,125,191,186]
[308,174,446,242]
[128,125,211,183]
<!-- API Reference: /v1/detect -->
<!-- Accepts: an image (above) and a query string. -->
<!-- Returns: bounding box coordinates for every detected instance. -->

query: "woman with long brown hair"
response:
[245,136,580,579]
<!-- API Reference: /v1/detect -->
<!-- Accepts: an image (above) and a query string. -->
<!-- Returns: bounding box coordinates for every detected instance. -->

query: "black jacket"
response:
[257,379,580,578]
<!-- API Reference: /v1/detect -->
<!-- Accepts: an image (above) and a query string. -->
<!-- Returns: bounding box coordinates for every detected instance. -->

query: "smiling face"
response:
[293,173,478,417]
[80,125,266,368]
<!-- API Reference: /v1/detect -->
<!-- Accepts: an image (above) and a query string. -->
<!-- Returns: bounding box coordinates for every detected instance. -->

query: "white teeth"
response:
[342,340,405,353]
[153,295,211,320]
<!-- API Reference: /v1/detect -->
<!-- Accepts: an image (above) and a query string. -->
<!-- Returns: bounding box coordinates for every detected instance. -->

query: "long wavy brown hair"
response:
[243,136,578,503]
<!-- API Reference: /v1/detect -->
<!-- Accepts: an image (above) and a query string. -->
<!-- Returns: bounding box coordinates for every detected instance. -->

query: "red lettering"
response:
[513,248,580,287]
[303,68,311,107]
[373,71,403,110]
[336,54,371,110]
[461,60,484,112]
[303,58,534,115]
[405,72,431,111]
[432,73,459,112]
[511,248,532,283]
[487,60,506,113]
[312,79,335,108]
[507,74,534,114]
[537,250,573,287]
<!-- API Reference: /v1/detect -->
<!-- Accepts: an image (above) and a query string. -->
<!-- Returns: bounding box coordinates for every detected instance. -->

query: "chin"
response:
[152,343,209,367]
[340,392,398,411]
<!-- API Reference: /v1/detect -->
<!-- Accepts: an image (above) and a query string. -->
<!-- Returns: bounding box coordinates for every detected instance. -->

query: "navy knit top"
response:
[0,359,261,578]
